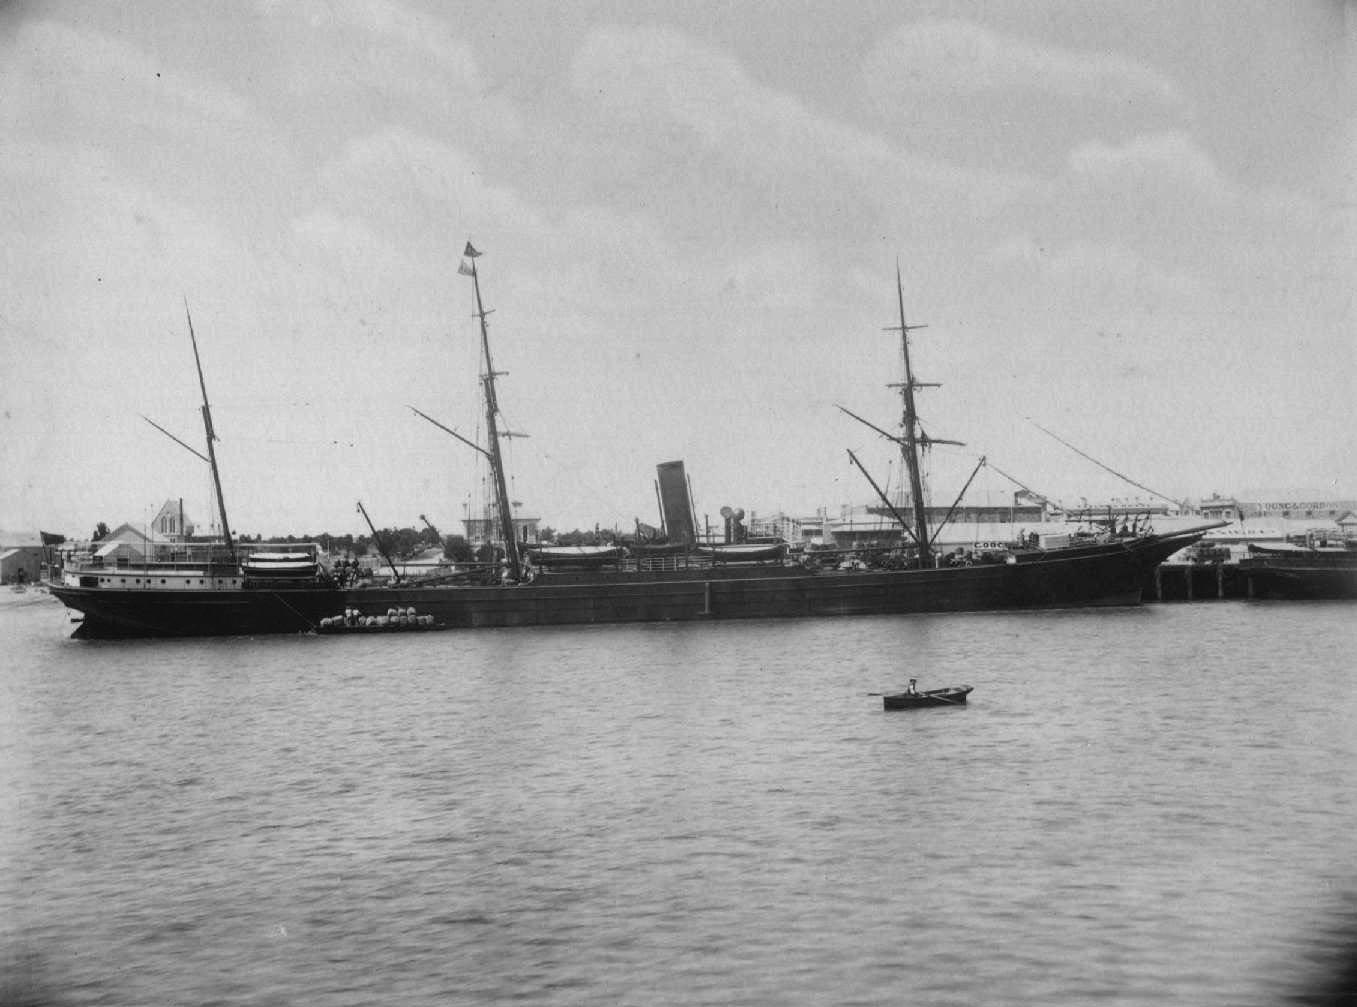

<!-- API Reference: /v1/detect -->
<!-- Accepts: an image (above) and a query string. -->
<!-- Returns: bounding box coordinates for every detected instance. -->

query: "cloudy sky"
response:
[2,1,1353,539]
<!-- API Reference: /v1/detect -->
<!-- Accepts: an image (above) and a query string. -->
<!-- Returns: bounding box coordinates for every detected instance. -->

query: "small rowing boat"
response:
[882,684,973,710]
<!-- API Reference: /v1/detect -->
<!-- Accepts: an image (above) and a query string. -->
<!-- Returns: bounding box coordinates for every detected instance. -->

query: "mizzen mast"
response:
[184,301,236,561]
[461,243,523,582]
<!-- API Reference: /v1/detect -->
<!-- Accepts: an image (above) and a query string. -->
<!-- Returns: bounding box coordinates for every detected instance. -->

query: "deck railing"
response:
[63,541,323,575]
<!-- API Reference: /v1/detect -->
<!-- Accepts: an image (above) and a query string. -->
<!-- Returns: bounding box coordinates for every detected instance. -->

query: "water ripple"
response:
[1,602,1354,1005]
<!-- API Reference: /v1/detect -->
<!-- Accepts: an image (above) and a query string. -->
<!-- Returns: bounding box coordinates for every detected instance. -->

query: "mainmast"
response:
[461,243,523,582]
[184,302,235,561]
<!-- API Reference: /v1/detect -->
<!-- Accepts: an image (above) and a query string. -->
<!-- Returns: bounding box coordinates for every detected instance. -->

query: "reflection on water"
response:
[1,597,1355,1005]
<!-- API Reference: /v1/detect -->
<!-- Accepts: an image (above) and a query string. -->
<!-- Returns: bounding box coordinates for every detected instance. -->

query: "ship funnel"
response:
[655,460,697,547]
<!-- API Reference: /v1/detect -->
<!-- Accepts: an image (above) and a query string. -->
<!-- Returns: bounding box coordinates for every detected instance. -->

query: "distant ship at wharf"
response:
[1149,540,1357,602]
[46,246,1233,637]
[1124,495,1357,601]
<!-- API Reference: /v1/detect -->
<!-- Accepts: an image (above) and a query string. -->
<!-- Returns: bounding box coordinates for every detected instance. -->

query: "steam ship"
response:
[50,247,1215,638]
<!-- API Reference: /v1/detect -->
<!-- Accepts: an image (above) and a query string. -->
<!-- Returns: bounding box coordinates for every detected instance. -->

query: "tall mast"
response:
[890,267,930,568]
[184,301,235,560]
[462,243,523,581]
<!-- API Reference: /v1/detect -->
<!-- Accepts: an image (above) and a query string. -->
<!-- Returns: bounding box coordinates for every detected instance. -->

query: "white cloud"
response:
[279,0,480,77]
[254,0,523,140]
[1049,130,1333,313]
[985,234,1206,307]
[571,24,1030,220]
[1067,131,1234,200]
[859,18,1190,112]
[1,138,265,351]
[316,129,540,233]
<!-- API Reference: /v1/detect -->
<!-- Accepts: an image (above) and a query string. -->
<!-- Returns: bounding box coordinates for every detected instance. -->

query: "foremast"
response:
[889,268,931,565]
[461,243,523,582]
[884,267,964,569]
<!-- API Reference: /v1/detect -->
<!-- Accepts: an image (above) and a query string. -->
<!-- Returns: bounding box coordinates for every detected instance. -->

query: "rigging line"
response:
[836,403,904,448]
[1027,419,1181,507]
[141,415,210,463]
[269,592,318,632]
[845,449,920,547]
[982,459,1055,504]
[928,456,987,548]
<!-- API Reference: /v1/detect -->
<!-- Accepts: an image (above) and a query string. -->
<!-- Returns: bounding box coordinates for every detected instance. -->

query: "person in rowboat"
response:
[906,679,918,695]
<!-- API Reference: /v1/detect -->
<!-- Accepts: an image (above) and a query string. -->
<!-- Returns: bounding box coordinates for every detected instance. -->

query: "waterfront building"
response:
[747,510,818,546]
[1177,496,1356,562]
[1062,500,1181,521]
[826,509,1056,552]
[0,530,45,584]
[88,523,153,566]
[1200,491,1357,522]
[822,487,1053,550]
[150,498,197,541]
[462,514,541,549]
[1198,494,1241,521]
[1245,498,1357,520]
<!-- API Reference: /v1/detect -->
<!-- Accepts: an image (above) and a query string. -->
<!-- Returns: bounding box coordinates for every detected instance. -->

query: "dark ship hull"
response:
[1239,547,1357,600]
[51,528,1206,638]
[53,581,344,639]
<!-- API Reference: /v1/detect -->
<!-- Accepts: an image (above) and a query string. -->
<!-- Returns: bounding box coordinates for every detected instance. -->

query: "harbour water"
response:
[2,593,1354,1006]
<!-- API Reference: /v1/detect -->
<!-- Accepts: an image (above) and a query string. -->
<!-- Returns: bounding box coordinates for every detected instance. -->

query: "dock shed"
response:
[0,530,45,584]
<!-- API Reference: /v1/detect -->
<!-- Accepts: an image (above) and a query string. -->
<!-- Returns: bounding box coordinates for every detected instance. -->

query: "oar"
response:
[867,690,963,703]
[922,691,962,704]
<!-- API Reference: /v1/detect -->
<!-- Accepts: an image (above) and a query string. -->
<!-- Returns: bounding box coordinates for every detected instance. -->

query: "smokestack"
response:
[655,461,697,546]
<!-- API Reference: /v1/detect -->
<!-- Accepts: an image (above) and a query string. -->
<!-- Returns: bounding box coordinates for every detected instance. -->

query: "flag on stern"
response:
[463,242,482,258]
